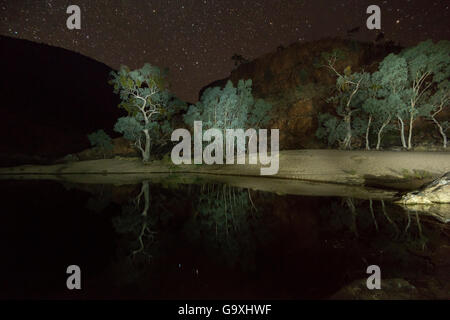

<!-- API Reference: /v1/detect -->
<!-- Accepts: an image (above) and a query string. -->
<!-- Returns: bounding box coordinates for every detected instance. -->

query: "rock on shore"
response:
[396,172,450,205]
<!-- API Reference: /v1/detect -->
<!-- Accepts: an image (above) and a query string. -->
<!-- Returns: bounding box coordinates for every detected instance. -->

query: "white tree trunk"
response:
[407,114,414,150]
[397,116,407,148]
[140,181,150,217]
[431,116,447,148]
[143,129,151,162]
[365,115,372,150]
[376,116,391,150]
[343,113,352,150]
[131,181,150,256]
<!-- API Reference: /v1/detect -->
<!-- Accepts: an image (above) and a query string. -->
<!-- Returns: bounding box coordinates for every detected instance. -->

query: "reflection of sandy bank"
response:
[0,172,396,200]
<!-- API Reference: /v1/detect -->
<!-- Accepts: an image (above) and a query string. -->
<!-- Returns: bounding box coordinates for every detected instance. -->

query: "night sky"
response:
[1,0,449,102]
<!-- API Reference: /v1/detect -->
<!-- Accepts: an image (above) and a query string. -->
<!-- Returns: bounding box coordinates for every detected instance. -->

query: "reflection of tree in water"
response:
[109,181,267,286]
[184,184,264,269]
[320,197,444,278]
[112,181,174,260]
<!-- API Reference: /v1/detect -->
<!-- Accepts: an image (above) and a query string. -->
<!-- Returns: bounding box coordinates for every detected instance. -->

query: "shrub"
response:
[87,129,113,158]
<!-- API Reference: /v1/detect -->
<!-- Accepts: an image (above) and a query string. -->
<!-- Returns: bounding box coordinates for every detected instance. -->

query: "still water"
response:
[1,177,449,299]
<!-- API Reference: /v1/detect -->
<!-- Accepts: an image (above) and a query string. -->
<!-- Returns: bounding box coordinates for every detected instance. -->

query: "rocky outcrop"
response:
[200,38,402,149]
[395,172,450,223]
[76,137,139,161]
[396,172,450,205]
[56,137,140,163]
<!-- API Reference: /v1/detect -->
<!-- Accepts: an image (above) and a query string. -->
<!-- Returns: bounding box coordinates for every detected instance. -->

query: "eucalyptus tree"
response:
[183,79,272,158]
[359,99,375,150]
[109,64,170,162]
[374,94,399,150]
[354,72,382,150]
[87,129,114,158]
[426,79,449,148]
[184,79,272,131]
[318,40,450,150]
[362,72,400,150]
[374,53,410,148]
[399,40,450,149]
[315,113,348,147]
[323,53,367,149]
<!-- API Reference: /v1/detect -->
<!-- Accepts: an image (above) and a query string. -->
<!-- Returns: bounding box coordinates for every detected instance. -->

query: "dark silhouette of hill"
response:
[0,36,124,166]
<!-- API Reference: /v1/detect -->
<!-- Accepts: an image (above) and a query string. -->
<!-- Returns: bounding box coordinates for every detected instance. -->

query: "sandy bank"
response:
[1,149,448,189]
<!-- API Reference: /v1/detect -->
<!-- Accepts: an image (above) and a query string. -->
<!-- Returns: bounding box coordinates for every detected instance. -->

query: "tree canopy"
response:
[316,40,450,150]
[184,79,272,131]
[109,63,184,161]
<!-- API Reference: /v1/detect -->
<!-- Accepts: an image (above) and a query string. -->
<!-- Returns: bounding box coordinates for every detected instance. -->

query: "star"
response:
[0,1,447,102]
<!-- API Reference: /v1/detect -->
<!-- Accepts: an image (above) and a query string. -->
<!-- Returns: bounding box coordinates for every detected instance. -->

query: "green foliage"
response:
[187,184,260,268]
[319,68,369,148]
[377,54,408,89]
[109,63,184,160]
[423,74,450,147]
[114,117,143,141]
[352,116,369,137]
[316,113,347,146]
[400,40,450,83]
[109,63,169,116]
[318,40,450,149]
[150,98,188,154]
[184,79,272,131]
[392,40,450,149]
[316,111,367,148]
[87,130,113,156]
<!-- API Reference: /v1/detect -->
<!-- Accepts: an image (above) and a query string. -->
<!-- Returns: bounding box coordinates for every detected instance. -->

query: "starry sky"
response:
[1,0,449,102]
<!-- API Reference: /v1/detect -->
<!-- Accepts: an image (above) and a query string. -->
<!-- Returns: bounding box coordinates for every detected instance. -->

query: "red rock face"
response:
[110,137,139,156]
[271,99,317,149]
[74,137,138,161]
[201,38,401,150]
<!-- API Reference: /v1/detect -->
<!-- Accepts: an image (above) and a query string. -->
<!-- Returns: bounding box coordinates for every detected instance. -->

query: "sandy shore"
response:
[1,149,449,189]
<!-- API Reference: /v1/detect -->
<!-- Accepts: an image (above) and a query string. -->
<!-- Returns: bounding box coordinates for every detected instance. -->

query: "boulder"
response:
[396,172,450,205]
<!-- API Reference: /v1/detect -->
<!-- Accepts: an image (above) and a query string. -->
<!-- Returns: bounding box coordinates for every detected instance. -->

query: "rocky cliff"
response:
[200,38,403,149]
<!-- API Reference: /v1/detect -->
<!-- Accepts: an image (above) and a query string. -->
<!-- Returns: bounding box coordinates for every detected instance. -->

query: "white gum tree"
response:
[110,64,169,162]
